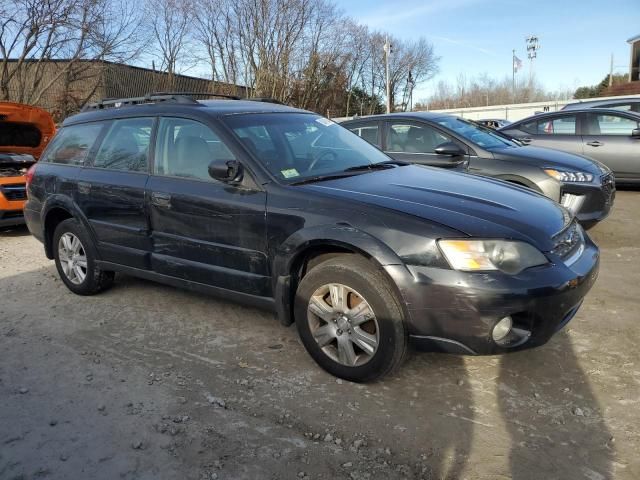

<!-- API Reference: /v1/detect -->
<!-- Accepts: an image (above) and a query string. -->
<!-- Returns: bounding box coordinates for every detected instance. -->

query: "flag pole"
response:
[512,49,516,101]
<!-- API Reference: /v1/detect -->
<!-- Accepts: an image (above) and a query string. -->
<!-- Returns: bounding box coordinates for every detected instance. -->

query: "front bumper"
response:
[384,234,599,355]
[561,174,615,226]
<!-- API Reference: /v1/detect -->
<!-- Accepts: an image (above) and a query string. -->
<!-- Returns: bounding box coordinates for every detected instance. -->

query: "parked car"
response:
[499,109,640,184]
[24,94,600,381]
[476,118,512,129]
[561,96,640,113]
[0,102,55,228]
[342,113,614,227]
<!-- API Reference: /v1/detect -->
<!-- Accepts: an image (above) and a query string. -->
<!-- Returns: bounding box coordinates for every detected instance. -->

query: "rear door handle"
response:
[151,192,171,208]
[77,181,91,194]
[586,141,603,147]
[520,137,532,144]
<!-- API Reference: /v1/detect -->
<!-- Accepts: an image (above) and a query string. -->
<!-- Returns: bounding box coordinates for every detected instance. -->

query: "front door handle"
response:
[151,192,171,208]
[586,141,603,147]
[77,181,91,194]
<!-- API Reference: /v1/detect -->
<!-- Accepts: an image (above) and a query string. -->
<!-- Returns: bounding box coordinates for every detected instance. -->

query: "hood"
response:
[303,165,569,252]
[489,145,608,175]
[0,102,56,160]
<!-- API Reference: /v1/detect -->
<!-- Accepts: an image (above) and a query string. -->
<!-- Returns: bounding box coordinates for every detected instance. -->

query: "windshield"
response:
[223,113,392,183]
[436,116,519,149]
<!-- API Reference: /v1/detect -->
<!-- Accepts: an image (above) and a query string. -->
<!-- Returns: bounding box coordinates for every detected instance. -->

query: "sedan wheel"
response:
[307,283,380,367]
[58,232,88,285]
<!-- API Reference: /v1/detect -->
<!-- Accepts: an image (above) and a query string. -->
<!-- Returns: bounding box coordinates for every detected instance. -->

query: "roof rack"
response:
[82,92,284,111]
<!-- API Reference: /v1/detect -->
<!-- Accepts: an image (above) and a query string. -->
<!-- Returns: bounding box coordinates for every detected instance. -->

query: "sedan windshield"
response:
[436,116,519,149]
[222,113,393,183]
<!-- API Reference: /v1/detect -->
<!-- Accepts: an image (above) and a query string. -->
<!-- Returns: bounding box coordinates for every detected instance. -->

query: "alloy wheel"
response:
[307,283,379,367]
[58,232,88,285]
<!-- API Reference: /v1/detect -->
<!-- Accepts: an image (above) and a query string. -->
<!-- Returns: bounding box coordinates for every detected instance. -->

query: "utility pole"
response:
[384,37,392,114]
[526,35,540,87]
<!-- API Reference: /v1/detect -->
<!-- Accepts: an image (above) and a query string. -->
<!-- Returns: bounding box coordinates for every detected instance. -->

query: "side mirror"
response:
[208,159,243,183]
[434,142,466,157]
[632,128,640,139]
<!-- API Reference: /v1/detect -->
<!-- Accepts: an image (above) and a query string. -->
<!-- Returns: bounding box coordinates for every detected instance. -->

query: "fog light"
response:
[492,316,513,342]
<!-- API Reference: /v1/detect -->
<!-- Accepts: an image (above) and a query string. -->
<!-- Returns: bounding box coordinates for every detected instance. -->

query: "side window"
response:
[586,113,640,136]
[519,120,538,134]
[600,103,632,112]
[538,115,577,135]
[41,123,103,165]
[154,117,236,181]
[93,118,153,172]
[347,124,380,147]
[387,123,451,153]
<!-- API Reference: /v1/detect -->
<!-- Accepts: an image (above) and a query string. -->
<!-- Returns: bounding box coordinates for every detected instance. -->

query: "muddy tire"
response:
[53,218,114,295]
[295,255,408,382]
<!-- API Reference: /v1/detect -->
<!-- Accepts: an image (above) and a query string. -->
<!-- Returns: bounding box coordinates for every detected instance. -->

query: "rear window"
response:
[0,122,42,148]
[41,123,104,166]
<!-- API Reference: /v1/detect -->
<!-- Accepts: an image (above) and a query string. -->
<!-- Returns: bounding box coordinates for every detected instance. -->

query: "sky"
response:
[338,0,640,101]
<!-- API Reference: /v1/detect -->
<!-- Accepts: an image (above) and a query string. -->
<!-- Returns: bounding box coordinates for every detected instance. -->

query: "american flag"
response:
[513,55,523,73]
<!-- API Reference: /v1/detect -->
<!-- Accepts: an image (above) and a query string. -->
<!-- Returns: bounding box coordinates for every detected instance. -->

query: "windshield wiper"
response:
[290,172,361,186]
[342,160,408,172]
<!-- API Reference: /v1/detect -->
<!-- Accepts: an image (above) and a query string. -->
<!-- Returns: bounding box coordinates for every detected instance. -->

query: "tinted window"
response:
[154,117,235,181]
[41,123,103,165]
[519,120,538,134]
[538,115,576,135]
[387,123,451,153]
[586,113,640,135]
[348,125,380,147]
[435,117,518,149]
[223,113,391,182]
[600,103,633,112]
[93,118,153,172]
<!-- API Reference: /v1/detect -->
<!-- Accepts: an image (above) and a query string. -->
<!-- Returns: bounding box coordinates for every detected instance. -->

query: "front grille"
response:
[0,183,27,201]
[551,220,584,261]
[601,173,615,206]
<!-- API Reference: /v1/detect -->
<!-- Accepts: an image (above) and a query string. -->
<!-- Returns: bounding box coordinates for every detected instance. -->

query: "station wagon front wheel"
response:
[53,218,114,295]
[295,255,408,382]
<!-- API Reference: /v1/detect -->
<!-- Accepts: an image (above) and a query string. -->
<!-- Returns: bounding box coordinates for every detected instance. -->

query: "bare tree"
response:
[145,0,193,90]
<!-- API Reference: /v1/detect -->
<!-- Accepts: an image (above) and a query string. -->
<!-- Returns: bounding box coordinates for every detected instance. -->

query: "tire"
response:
[295,255,408,382]
[53,218,114,295]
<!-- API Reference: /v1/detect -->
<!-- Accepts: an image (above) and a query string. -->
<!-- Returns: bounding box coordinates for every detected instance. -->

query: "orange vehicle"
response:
[0,102,55,228]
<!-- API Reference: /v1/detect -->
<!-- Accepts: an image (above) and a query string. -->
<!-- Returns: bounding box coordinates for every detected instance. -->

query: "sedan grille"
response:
[0,183,27,201]
[551,220,584,262]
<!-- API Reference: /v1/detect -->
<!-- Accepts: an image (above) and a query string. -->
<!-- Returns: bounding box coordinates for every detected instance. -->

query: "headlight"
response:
[438,239,548,274]
[543,169,593,183]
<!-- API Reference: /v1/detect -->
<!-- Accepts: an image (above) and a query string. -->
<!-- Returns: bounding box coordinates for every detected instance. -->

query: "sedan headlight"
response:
[438,239,548,274]
[543,169,593,183]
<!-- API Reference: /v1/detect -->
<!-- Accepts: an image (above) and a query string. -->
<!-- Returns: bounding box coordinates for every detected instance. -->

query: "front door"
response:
[384,120,467,169]
[146,116,270,297]
[581,112,640,181]
[76,117,153,269]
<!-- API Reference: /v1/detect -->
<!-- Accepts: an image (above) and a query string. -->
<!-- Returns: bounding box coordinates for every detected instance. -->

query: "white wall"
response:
[427,94,640,122]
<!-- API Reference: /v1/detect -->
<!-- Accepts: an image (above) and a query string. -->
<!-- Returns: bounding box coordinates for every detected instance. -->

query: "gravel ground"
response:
[1,191,639,480]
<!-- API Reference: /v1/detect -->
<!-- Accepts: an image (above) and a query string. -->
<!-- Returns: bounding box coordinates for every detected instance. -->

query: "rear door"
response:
[76,117,154,269]
[510,113,584,155]
[581,111,640,181]
[383,120,467,169]
[146,116,269,297]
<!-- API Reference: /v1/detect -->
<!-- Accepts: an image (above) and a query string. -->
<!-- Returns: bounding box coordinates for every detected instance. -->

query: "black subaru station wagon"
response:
[24,94,600,382]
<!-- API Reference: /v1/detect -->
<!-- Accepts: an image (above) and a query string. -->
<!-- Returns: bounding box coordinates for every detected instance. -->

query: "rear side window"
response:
[93,118,153,172]
[154,117,236,181]
[586,113,640,136]
[347,124,380,147]
[519,120,538,134]
[41,123,103,165]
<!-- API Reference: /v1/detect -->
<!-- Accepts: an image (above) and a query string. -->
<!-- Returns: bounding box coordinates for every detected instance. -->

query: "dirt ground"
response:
[1,192,639,480]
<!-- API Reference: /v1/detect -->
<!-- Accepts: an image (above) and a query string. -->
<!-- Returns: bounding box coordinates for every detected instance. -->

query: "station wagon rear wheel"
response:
[53,218,114,295]
[295,255,408,382]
